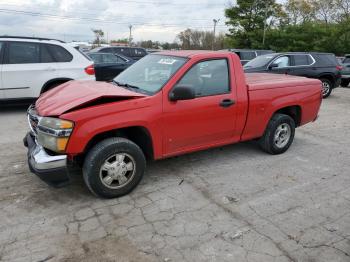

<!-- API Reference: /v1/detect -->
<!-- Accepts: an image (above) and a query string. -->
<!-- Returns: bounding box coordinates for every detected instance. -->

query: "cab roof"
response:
[154,50,229,58]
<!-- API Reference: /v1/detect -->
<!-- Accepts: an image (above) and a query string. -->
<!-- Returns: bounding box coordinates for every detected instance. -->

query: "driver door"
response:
[269,55,292,75]
[162,58,238,156]
[0,42,4,99]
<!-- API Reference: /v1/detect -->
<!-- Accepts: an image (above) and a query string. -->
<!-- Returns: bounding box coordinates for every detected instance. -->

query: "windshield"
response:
[114,54,187,94]
[244,54,276,68]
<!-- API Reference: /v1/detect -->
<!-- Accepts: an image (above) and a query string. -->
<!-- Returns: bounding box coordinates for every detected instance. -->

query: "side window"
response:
[90,54,103,63]
[117,56,127,62]
[40,44,55,63]
[293,55,310,66]
[7,42,40,64]
[240,52,256,61]
[177,59,229,97]
[273,56,290,68]
[46,44,73,62]
[102,54,120,63]
[102,48,114,53]
[115,56,124,63]
[0,42,3,63]
[133,48,146,57]
[115,48,130,56]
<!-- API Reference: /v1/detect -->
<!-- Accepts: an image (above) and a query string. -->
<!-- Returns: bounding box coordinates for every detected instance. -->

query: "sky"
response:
[0,0,286,43]
[0,0,234,43]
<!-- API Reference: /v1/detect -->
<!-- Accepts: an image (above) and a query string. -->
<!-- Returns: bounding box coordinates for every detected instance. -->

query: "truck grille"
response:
[27,104,41,135]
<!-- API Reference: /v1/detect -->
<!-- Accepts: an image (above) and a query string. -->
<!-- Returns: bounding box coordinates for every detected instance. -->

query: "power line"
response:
[0,8,227,29]
[0,3,226,23]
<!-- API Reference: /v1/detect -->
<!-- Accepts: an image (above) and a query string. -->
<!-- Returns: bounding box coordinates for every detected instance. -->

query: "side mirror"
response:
[269,63,279,70]
[169,85,195,101]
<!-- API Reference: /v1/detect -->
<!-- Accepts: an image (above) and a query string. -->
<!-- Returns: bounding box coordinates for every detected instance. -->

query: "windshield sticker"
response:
[158,58,177,65]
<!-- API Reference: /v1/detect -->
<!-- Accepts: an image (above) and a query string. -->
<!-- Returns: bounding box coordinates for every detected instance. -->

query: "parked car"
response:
[222,49,275,65]
[340,54,350,87]
[91,46,148,61]
[146,49,162,53]
[24,50,322,198]
[87,52,135,81]
[0,36,95,101]
[337,56,345,64]
[244,52,342,98]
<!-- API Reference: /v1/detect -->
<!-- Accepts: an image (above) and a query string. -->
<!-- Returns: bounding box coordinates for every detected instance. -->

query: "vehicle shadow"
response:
[0,104,30,113]
[58,140,264,198]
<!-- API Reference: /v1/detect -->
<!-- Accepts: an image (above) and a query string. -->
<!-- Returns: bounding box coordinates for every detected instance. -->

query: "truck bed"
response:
[245,73,321,90]
[241,72,322,142]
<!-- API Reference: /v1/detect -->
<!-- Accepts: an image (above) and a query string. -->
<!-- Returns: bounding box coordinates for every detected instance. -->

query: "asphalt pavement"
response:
[1,88,350,262]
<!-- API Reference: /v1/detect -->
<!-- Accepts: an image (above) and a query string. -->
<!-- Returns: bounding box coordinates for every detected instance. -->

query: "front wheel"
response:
[320,78,333,98]
[83,137,146,198]
[259,114,295,155]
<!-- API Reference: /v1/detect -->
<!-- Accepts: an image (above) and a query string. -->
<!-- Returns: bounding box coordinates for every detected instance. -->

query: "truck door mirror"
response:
[269,63,279,70]
[169,85,195,101]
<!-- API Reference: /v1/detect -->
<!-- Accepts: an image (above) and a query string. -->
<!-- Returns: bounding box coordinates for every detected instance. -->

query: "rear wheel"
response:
[83,137,146,198]
[259,114,295,155]
[320,78,333,98]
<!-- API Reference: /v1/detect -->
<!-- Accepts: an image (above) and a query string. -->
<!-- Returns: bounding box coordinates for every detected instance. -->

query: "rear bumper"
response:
[341,74,350,79]
[24,132,70,187]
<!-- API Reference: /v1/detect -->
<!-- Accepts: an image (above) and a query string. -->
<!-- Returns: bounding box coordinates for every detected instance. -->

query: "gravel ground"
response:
[0,88,350,262]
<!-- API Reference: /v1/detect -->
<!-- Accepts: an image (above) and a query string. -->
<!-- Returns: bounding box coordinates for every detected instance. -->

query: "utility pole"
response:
[212,19,220,50]
[262,2,269,46]
[129,25,133,47]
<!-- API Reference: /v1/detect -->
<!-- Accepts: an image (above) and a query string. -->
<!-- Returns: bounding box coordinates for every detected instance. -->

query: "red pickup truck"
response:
[24,51,322,198]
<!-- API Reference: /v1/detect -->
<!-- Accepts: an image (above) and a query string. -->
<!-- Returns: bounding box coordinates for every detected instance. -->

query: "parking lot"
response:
[0,88,349,262]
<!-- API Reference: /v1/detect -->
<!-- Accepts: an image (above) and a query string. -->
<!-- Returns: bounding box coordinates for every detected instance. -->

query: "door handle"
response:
[46,67,56,71]
[220,99,235,108]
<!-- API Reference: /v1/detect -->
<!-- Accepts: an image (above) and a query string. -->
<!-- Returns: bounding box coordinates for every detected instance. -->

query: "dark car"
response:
[91,46,148,61]
[87,52,134,81]
[244,52,342,98]
[340,55,350,87]
[222,49,275,65]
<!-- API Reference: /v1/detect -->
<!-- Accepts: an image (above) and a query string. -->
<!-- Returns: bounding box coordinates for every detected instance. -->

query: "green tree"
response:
[111,38,128,44]
[176,29,227,50]
[284,0,315,25]
[92,29,104,46]
[225,0,284,49]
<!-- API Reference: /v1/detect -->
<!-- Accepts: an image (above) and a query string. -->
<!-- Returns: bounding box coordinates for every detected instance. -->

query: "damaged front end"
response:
[24,105,71,187]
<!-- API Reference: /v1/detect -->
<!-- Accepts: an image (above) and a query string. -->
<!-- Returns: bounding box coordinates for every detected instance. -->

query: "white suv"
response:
[0,36,95,100]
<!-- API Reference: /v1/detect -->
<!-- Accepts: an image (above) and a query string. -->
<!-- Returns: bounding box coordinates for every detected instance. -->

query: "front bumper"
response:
[341,74,350,79]
[24,132,70,187]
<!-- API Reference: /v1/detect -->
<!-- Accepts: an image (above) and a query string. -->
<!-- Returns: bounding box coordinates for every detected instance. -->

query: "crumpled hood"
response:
[36,80,146,116]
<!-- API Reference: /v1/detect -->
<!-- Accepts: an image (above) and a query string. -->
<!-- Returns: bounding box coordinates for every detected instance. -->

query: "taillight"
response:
[336,65,343,71]
[85,64,95,75]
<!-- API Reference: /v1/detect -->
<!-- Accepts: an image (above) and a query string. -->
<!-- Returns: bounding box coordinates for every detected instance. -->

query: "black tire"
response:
[259,113,295,155]
[83,137,146,198]
[341,79,350,88]
[320,78,333,98]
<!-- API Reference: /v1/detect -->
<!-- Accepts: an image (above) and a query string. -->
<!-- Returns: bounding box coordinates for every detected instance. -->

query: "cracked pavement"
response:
[1,88,350,262]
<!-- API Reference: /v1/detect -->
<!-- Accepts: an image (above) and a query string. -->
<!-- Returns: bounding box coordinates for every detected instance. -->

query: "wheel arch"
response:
[273,105,302,127]
[82,126,154,162]
[318,74,335,85]
[41,78,72,93]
